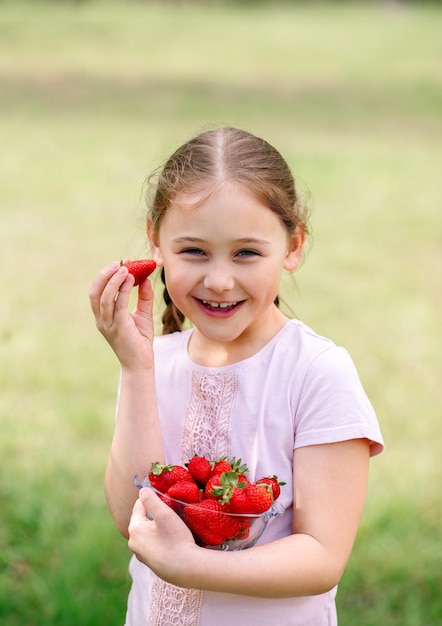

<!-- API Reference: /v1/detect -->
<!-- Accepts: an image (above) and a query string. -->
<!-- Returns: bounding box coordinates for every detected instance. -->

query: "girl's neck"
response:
[187,309,289,367]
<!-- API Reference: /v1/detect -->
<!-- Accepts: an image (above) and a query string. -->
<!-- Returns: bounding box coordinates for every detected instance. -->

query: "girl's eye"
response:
[181,248,206,256]
[236,249,260,258]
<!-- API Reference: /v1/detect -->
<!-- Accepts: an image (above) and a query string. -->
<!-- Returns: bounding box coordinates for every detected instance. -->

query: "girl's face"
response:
[151,183,303,360]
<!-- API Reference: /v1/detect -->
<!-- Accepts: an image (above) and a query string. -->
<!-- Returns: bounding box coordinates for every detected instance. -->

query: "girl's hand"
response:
[89,261,155,371]
[128,488,197,585]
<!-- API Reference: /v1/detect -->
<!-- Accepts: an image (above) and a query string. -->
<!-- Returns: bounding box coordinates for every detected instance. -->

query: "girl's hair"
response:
[147,126,309,335]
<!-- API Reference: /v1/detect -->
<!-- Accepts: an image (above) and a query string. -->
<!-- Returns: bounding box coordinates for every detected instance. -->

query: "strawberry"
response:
[236,519,250,539]
[121,259,156,286]
[205,471,248,506]
[166,480,200,504]
[187,455,212,487]
[225,484,250,514]
[242,482,274,514]
[156,492,179,513]
[256,476,285,501]
[183,499,244,546]
[237,473,250,487]
[148,462,194,494]
[210,456,248,478]
[210,458,233,477]
[203,473,223,500]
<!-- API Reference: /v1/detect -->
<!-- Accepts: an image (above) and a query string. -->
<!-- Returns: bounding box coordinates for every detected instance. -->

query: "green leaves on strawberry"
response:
[205,471,247,505]
[121,259,156,285]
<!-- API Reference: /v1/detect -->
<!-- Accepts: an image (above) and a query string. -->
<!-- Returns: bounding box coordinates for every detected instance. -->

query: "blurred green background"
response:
[1,1,441,624]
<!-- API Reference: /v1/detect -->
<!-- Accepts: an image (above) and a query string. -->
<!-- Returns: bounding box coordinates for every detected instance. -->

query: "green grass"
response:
[1,1,441,624]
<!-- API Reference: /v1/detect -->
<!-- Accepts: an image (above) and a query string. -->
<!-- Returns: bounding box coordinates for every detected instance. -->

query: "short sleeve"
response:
[294,346,384,456]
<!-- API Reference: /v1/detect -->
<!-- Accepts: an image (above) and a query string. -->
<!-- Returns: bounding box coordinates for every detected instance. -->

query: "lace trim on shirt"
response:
[148,579,203,626]
[182,370,237,460]
[148,370,237,626]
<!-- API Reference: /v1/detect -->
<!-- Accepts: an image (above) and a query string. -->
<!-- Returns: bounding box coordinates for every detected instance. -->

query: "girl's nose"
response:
[203,263,235,293]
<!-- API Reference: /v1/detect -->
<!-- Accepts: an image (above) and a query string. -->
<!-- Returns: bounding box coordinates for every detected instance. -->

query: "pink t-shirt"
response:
[124,320,384,626]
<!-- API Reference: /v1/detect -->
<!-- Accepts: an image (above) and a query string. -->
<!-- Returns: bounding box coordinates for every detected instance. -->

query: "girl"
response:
[89,127,383,626]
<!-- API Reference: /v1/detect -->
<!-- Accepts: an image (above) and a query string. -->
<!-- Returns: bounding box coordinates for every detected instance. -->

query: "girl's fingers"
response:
[111,269,134,317]
[89,261,121,317]
[131,489,175,527]
[90,263,134,330]
[134,276,155,316]
[138,488,163,521]
[130,496,150,523]
[128,491,158,542]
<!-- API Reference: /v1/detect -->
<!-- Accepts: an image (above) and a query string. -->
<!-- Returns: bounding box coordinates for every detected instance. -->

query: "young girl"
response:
[89,126,383,626]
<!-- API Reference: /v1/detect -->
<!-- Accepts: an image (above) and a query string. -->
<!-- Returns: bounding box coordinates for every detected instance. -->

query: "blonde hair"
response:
[147,127,309,334]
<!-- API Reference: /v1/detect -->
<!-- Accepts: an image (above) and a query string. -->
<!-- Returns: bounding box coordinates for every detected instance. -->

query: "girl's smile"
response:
[151,182,303,364]
[196,298,245,317]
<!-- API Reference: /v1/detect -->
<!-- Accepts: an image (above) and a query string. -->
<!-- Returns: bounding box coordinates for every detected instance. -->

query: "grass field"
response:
[1,1,441,624]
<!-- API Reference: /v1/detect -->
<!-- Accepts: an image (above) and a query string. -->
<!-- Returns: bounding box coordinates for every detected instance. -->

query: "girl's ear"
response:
[283,229,305,272]
[146,218,164,266]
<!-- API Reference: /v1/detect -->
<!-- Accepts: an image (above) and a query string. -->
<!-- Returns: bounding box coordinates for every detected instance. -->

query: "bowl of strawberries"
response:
[134,456,285,551]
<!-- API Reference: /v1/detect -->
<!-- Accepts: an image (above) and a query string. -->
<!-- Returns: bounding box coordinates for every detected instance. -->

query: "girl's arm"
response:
[128,438,369,597]
[89,262,164,537]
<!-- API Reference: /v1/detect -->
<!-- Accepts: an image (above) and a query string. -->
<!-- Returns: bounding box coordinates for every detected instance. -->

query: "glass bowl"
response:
[134,475,285,551]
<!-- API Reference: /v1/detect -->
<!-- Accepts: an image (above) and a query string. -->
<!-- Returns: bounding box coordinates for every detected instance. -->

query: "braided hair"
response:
[160,268,185,335]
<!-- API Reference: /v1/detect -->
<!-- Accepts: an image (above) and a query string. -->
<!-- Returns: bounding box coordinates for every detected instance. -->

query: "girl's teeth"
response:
[202,300,237,308]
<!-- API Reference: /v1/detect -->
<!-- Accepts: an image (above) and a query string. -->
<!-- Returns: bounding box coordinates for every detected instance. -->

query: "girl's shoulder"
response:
[275,320,363,383]
[279,319,337,357]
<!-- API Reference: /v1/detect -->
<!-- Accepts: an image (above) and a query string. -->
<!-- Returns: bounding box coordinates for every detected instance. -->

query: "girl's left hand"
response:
[128,488,197,585]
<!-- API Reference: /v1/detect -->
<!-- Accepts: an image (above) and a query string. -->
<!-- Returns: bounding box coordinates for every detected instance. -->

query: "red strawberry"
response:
[121,259,156,285]
[166,480,200,504]
[187,455,212,487]
[205,471,248,506]
[210,458,233,477]
[225,484,250,513]
[183,500,243,546]
[236,519,250,539]
[204,473,223,500]
[256,476,285,501]
[210,456,248,478]
[242,483,274,514]
[148,462,194,494]
[156,492,180,513]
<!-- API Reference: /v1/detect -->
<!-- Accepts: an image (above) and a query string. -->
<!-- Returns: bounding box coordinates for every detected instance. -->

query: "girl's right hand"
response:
[89,261,156,371]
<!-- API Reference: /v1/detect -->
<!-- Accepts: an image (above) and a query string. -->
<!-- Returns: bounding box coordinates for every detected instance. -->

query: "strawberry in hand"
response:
[121,259,156,285]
